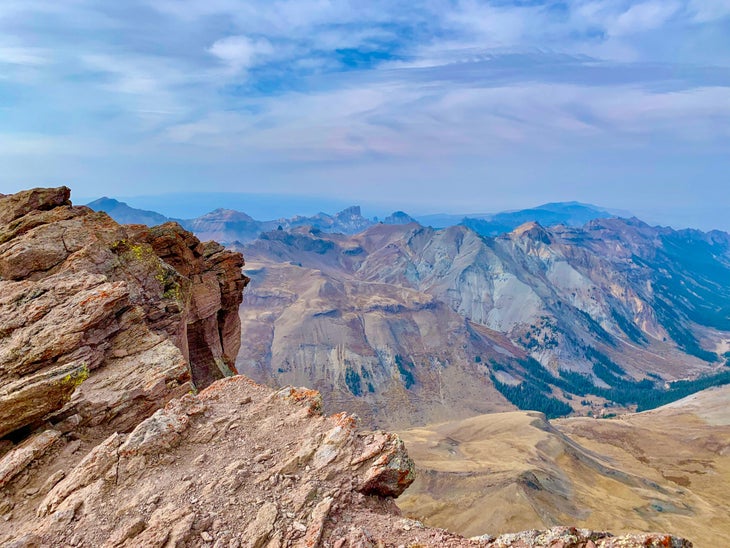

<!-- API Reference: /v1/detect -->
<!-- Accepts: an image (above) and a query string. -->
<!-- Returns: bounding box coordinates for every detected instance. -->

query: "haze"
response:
[1,1,729,230]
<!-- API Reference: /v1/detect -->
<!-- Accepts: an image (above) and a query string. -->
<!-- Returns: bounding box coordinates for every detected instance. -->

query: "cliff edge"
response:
[0,186,247,441]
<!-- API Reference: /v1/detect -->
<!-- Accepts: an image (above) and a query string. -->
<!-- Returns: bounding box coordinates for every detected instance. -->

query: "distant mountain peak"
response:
[86,197,170,227]
[384,211,418,225]
[335,205,362,218]
[535,200,603,210]
[460,201,618,237]
[198,208,256,222]
[509,221,552,243]
[89,196,121,207]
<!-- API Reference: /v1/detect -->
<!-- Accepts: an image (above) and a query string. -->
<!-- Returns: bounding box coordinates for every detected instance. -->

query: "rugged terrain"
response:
[397,385,730,548]
[0,187,690,547]
[237,251,516,428]
[88,199,377,245]
[89,198,615,244]
[236,221,730,427]
[0,186,248,439]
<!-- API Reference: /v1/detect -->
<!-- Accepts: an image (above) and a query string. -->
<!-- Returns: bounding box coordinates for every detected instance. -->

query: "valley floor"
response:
[396,385,730,548]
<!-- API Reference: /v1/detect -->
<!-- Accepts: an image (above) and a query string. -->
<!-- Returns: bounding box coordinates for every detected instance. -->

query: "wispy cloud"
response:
[0,0,728,228]
[608,1,682,36]
[0,45,48,66]
[208,35,274,74]
[689,0,730,22]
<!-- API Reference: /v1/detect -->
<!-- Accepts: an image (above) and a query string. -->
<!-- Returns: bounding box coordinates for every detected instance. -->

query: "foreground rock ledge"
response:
[0,376,691,547]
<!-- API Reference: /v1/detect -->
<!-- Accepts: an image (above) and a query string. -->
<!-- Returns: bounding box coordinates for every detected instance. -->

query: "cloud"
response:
[689,0,730,22]
[159,62,730,166]
[208,35,273,73]
[0,0,728,224]
[609,1,682,36]
[0,45,48,66]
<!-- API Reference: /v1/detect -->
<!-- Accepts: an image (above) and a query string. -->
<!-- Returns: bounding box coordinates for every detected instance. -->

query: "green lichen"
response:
[61,363,89,391]
[157,267,182,302]
[112,239,183,302]
[130,244,146,260]
[162,283,181,301]
[112,239,156,264]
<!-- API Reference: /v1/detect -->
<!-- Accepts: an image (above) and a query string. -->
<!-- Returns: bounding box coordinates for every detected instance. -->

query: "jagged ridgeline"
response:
[237,217,730,426]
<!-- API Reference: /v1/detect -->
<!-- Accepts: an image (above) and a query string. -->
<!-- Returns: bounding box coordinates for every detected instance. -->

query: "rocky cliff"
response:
[0,188,691,547]
[0,186,247,440]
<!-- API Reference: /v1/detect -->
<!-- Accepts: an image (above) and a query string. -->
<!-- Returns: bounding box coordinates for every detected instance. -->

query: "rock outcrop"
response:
[0,186,247,439]
[0,375,692,547]
[0,188,693,547]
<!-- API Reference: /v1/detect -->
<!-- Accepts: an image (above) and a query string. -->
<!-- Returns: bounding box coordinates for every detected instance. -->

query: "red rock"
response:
[357,434,415,498]
[0,187,247,440]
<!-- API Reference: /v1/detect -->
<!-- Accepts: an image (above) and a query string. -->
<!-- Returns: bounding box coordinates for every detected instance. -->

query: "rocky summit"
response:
[0,188,692,547]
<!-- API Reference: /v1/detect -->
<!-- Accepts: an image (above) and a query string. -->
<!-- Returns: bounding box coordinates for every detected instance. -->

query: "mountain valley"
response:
[235,219,730,428]
[397,385,730,546]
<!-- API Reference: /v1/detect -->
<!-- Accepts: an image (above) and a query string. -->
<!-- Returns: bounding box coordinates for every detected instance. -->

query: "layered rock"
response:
[0,186,247,439]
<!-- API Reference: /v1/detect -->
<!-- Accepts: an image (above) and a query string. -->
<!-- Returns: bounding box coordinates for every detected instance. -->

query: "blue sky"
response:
[0,1,729,229]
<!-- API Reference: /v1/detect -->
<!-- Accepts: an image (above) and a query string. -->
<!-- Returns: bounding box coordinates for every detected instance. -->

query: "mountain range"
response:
[2,187,701,548]
[235,219,730,428]
[87,197,616,243]
[1,187,725,546]
[419,201,619,233]
[87,195,730,430]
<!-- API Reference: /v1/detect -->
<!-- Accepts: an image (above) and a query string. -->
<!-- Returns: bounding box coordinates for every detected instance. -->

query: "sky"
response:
[0,1,729,229]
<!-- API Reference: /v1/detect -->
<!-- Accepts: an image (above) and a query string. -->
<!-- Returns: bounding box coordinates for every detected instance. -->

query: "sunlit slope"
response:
[398,385,730,547]
[238,258,517,428]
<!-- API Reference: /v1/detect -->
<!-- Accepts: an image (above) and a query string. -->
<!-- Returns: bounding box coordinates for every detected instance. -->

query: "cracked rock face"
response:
[0,186,247,440]
[2,375,421,546]
[0,376,692,547]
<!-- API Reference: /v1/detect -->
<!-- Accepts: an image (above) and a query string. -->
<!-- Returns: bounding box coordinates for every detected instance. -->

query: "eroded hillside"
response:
[237,221,730,426]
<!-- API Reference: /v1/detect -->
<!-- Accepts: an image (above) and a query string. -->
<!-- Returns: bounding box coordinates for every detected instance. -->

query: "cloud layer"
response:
[0,1,728,227]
